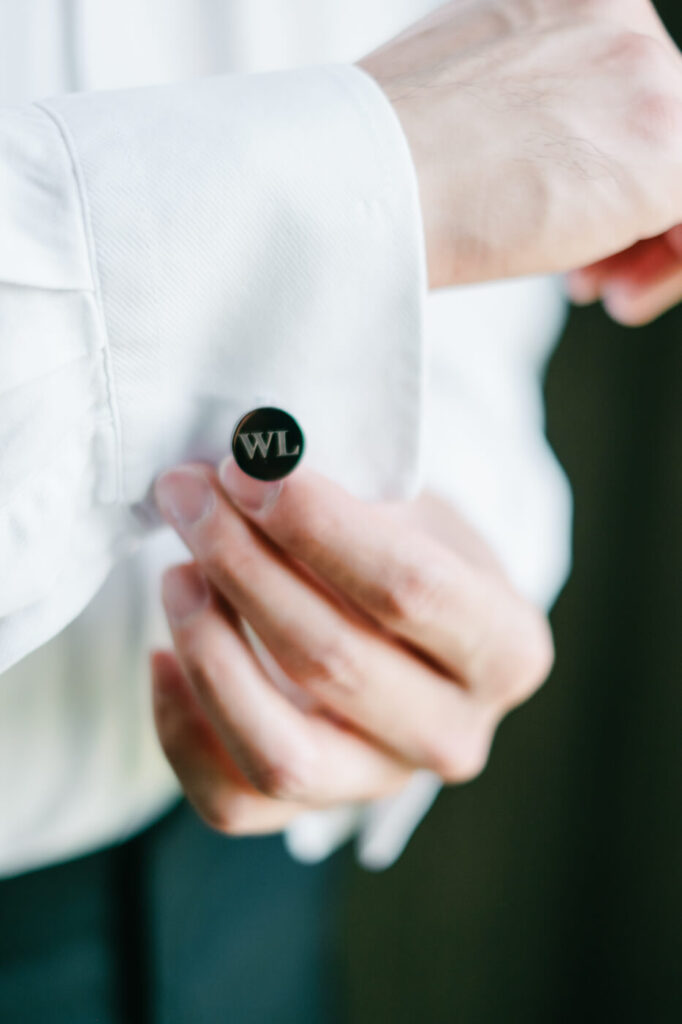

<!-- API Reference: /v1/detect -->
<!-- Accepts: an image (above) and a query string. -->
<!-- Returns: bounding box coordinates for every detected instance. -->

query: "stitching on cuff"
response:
[323,64,428,498]
[34,100,124,506]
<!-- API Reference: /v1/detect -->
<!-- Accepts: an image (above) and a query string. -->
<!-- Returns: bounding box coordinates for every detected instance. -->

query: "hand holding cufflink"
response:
[152,408,554,836]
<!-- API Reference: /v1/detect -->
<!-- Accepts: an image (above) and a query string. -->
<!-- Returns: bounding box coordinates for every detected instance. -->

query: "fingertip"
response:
[218,454,283,515]
[601,284,650,327]
[565,270,602,306]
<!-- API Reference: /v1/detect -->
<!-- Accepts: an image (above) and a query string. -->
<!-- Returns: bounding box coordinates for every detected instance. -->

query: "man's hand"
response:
[565,224,682,324]
[360,0,682,319]
[151,460,553,837]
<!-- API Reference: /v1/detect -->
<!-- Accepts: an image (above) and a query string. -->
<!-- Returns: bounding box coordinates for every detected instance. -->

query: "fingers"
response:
[567,228,682,324]
[151,649,302,834]
[604,264,682,325]
[159,564,413,799]
[217,458,552,703]
[162,557,494,781]
[154,469,512,770]
[567,238,665,305]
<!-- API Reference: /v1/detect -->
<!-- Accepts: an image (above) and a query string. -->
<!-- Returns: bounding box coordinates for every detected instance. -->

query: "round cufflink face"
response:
[231,407,305,481]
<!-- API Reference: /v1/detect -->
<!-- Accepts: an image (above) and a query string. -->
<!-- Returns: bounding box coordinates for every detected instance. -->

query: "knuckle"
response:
[521,612,555,689]
[249,748,316,802]
[296,633,363,696]
[373,562,443,630]
[608,30,662,71]
[200,795,256,837]
[495,610,555,706]
[467,591,554,705]
[629,91,682,145]
[203,533,259,590]
[427,732,492,785]
[571,0,614,20]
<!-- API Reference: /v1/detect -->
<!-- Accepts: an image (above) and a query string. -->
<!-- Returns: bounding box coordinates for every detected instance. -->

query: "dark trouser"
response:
[0,802,349,1024]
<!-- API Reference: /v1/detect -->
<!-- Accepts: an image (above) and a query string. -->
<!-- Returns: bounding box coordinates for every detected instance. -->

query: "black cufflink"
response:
[231,407,305,481]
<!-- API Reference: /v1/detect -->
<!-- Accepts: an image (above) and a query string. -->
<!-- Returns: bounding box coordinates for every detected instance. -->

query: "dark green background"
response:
[345,5,682,1015]
[346,298,681,1024]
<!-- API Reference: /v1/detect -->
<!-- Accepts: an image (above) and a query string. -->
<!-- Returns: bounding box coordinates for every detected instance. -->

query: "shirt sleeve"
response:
[420,275,573,610]
[0,65,426,675]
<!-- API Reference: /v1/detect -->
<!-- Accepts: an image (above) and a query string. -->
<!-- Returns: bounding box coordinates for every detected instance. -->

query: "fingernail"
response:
[162,566,209,625]
[155,467,215,528]
[218,456,282,514]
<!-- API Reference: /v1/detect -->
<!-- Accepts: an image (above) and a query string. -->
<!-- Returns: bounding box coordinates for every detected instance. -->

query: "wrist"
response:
[358,62,443,289]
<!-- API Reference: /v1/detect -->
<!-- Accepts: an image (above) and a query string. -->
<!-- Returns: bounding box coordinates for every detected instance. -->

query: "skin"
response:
[360,0,682,322]
[152,460,554,836]
[151,0,682,833]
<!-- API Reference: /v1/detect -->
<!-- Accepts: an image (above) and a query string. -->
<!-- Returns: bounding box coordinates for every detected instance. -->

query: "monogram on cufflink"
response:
[231,407,304,481]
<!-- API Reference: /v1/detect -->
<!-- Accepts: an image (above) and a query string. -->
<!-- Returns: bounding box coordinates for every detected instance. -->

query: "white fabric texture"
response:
[0,0,571,877]
[0,64,425,677]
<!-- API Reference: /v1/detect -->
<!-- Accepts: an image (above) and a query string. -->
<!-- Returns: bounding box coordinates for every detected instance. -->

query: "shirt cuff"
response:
[285,771,442,870]
[0,65,427,674]
[40,64,427,506]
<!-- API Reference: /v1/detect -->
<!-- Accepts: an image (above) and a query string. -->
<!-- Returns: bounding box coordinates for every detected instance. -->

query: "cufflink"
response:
[231,407,304,481]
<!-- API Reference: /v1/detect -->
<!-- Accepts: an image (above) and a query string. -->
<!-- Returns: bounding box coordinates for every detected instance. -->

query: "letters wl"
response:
[237,430,300,460]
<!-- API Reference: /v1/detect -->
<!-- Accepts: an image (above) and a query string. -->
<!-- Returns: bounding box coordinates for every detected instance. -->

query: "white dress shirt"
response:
[0,0,572,877]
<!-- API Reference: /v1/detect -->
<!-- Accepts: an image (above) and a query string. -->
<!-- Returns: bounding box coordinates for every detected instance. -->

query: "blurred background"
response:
[344,297,681,1023]
[1,5,679,1023]
[346,1,682,1017]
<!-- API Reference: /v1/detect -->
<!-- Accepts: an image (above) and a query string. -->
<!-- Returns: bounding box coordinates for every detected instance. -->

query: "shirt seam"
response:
[33,99,124,505]
[323,64,428,498]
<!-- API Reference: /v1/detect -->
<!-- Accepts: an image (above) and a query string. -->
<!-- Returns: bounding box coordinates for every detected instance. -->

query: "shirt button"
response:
[231,407,305,481]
